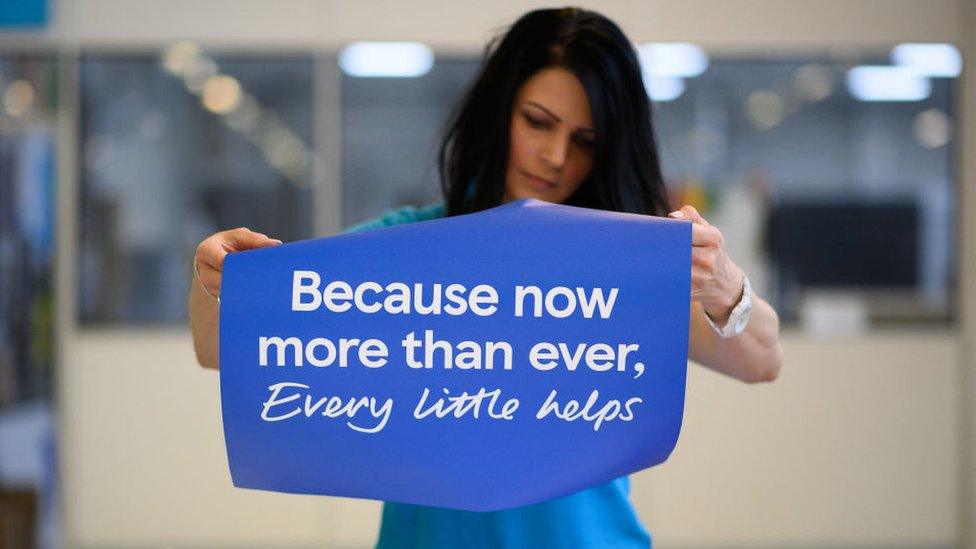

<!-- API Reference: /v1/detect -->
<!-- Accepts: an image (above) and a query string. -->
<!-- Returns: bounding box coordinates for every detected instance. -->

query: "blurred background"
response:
[1,0,974,547]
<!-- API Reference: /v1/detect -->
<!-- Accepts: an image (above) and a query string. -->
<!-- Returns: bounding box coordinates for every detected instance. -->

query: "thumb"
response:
[223,227,278,251]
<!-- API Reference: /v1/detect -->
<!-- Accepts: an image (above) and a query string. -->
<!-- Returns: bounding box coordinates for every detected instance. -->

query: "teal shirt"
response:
[345,203,652,549]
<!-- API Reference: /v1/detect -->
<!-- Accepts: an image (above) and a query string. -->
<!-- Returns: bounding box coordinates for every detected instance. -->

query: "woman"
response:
[190,7,783,548]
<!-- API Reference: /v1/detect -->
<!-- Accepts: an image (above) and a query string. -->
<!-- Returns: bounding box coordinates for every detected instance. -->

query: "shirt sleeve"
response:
[343,203,446,234]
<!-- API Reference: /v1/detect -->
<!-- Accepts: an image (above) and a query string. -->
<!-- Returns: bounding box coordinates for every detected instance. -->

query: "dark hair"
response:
[438,7,671,217]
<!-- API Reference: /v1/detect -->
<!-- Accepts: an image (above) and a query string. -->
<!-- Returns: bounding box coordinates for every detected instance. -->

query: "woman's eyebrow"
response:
[526,101,562,121]
[526,101,595,133]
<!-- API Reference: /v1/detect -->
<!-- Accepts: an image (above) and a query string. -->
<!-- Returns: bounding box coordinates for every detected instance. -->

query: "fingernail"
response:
[669,211,684,218]
[272,239,283,245]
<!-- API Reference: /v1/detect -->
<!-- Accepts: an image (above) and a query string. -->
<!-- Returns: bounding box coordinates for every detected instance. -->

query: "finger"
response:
[199,228,282,273]
[241,232,283,251]
[221,227,280,251]
[193,250,223,294]
[680,205,710,226]
[196,238,227,272]
[250,238,284,250]
[668,205,710,226]
[199,268,222,296]
[691,250,716,273]
[691,224,722,247]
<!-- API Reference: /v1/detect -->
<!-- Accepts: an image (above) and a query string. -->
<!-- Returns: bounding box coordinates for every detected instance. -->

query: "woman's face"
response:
[503,67,596,204]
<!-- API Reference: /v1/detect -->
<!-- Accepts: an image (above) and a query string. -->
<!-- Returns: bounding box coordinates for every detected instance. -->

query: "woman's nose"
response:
[540,134,570,169]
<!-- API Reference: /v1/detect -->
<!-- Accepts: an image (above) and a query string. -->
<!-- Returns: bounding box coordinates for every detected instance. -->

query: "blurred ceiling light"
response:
[637,43,709,78]
[746,90,784,130]
[793,64,834,102]
[202,75,243,114]
[263,128,309,176]
[263,127,299,158]
[223,96,261,133]
[846,66,931,101]
[892,43,962,77]
[643,75,685,101]
[183,57,218,93]
[339,42,434,77]
[253,111,284,144]
[162,41,201,76]
[3,80,35,117]
[913,108,951,148]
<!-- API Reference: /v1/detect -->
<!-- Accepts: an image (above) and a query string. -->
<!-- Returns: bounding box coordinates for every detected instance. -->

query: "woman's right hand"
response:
[194,227,283,299]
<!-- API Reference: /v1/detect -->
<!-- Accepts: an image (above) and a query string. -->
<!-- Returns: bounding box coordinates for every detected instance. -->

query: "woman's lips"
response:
[524,171,557,189]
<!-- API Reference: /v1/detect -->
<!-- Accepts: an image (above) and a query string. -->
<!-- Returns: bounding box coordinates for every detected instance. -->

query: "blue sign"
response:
[220,198,692,512]
[0,0,47,27]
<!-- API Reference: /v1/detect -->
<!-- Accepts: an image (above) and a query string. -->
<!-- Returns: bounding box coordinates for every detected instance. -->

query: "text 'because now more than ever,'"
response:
[290,271,619,319]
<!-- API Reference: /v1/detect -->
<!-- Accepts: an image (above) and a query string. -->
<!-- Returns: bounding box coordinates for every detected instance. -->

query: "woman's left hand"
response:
[668,204,745,326]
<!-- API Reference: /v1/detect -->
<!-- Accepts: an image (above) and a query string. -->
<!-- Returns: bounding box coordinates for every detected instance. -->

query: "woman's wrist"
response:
[703,265,745,326]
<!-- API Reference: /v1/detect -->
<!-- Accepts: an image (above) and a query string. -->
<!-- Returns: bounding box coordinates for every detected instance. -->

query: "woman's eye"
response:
[524,114,550,129]
[576,136,595,150]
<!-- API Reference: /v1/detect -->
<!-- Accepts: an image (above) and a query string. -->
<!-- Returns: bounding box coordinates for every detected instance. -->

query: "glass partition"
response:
[78,51,316,324]
[341,53,957,326]
[0,53,57,406]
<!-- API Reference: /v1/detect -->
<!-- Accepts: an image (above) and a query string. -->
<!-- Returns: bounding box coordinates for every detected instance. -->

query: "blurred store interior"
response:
[1,0,975,547]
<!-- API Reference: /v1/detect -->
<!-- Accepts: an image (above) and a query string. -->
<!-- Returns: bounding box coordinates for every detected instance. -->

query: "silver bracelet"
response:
[193,258,220,306]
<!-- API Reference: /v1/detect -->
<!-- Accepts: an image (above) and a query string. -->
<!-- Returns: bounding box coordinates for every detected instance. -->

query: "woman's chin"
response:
[505,185,561,204]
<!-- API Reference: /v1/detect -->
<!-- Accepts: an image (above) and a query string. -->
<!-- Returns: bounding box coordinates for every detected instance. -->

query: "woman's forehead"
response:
[517,67,593,129]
